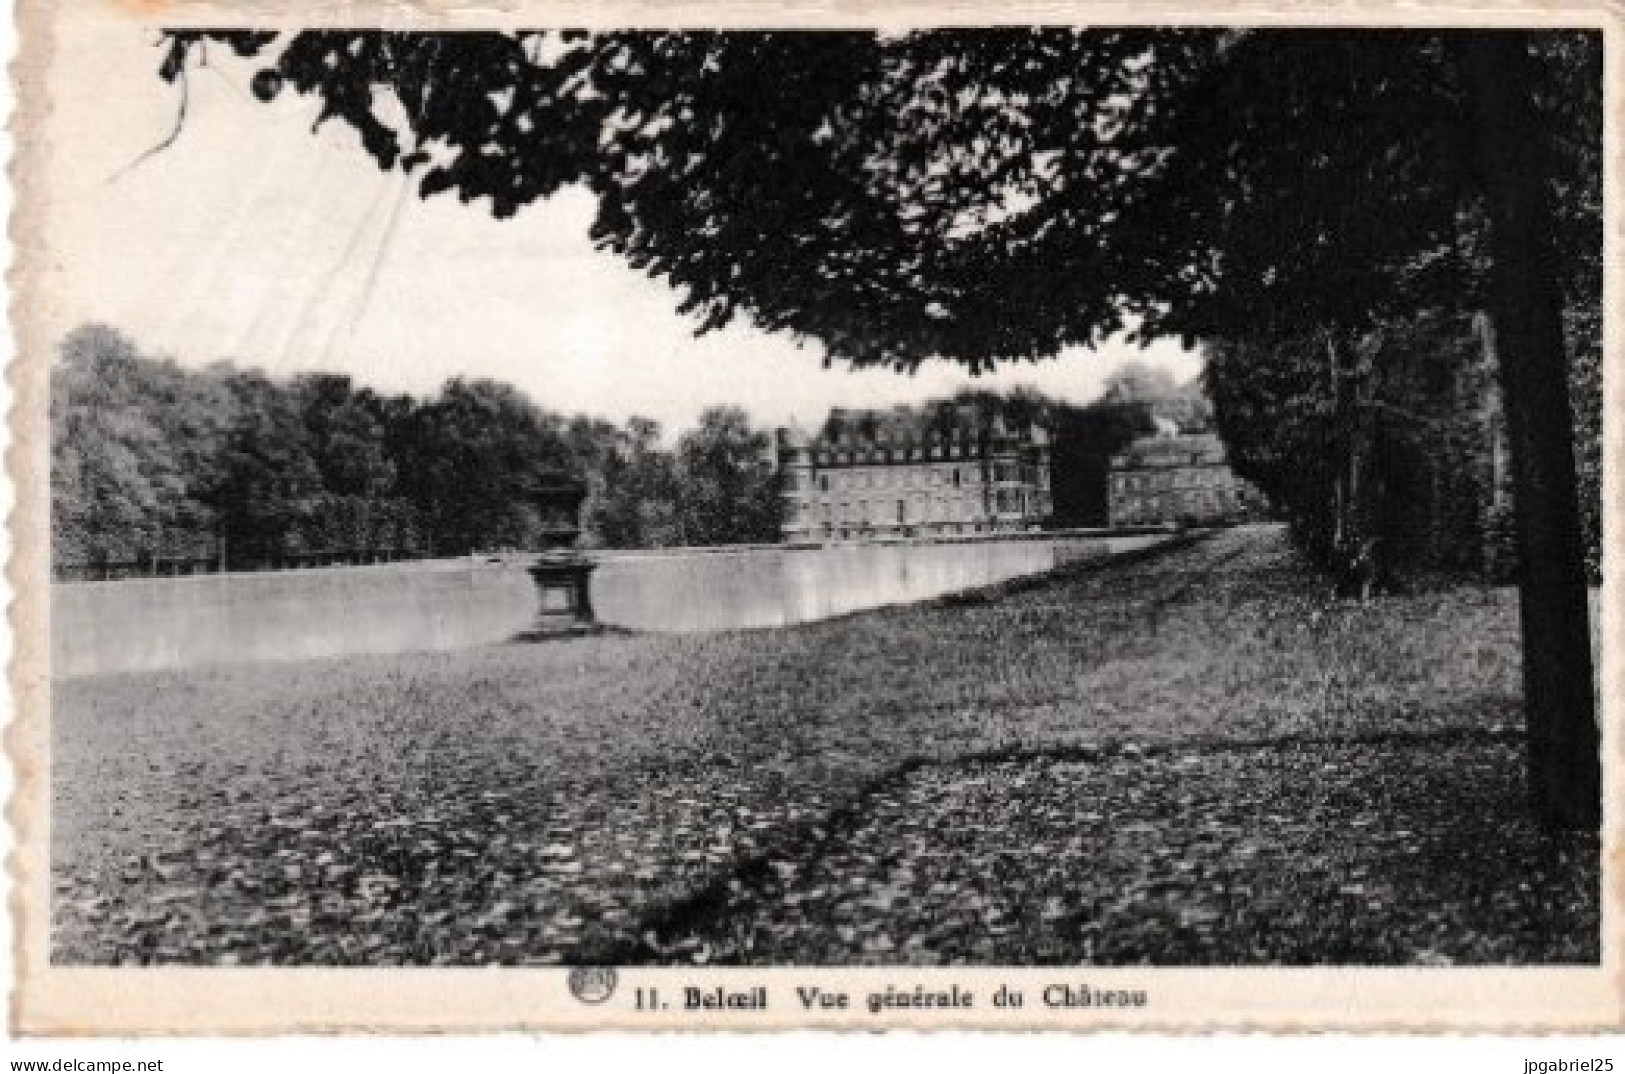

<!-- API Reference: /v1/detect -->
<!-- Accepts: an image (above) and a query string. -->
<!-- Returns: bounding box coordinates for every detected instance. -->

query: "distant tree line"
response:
[51,324,782,577]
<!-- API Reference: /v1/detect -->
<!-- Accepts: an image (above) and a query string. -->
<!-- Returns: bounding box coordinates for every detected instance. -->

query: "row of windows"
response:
[794,466,987,493]
[789,495,1011,525]
[1123,450,1219,469]
[993,489,1030,514]
[806,442,1036,465]
[811,522,1007,538]
[791,492,1051,522]
[1113,488,1252,518]
[1112,467,1238,493]
[795,466,1052,493]
[992,462,1040,484]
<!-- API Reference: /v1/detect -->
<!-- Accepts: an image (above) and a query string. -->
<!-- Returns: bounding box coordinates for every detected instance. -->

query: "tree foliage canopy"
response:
[160,29,1596,375]
[161,29,1217,370]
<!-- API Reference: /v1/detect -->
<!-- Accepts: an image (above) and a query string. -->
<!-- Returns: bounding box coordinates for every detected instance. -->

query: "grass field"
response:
[52,524,1597,965]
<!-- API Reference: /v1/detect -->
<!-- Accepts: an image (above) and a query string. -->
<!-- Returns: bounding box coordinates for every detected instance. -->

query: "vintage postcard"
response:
[8,0,1622,1034]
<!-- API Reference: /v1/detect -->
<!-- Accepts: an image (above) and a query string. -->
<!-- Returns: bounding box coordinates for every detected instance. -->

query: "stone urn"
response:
[520,473,598,637]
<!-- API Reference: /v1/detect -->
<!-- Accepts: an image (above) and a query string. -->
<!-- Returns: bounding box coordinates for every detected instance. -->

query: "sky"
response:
[45,23,1203,434]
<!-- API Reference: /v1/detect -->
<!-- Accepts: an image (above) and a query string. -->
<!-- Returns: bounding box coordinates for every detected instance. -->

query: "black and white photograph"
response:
[13,2,1618,1033]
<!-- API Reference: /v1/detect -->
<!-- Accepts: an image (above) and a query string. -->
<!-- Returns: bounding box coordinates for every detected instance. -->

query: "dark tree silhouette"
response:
[675,407,782,546]
[1457,34,1598,829]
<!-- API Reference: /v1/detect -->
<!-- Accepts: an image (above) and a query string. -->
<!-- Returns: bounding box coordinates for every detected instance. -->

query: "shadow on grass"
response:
[610,728,1597,967]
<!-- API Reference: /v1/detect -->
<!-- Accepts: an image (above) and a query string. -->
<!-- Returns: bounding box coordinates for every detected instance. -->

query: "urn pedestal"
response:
[524,552,599,634]
[511,472,603,641]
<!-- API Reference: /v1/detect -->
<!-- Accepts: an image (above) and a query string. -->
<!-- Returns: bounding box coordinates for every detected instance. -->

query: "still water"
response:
[52,535,1164,678]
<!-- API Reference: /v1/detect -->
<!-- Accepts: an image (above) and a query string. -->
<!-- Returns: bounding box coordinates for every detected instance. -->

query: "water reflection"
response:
[53,562,538,680]
[597,541,1055,631]
[52,535,1162,678]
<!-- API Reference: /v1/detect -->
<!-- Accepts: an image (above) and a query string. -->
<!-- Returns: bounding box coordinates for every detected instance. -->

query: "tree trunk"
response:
[1326,333,1355,584]
[1325,331,1384,597]
[1460,33,1599,830]
[1349,334,1387,599]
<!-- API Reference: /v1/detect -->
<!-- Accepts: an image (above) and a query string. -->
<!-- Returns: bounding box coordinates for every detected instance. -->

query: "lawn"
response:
[51,524,1596,964]
[653,735,1594,965]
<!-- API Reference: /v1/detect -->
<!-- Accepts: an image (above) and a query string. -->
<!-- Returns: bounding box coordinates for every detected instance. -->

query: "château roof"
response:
[781,405,1048,454]
[1110,432,1229,471]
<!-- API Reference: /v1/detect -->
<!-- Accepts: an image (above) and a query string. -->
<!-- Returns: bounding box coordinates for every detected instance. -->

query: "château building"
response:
[1107,431,1270,527]
[778,407,1053,541]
